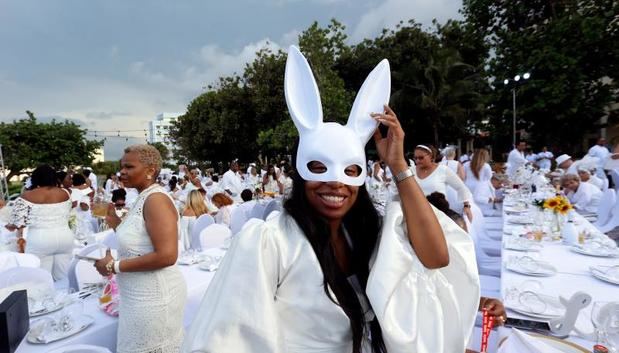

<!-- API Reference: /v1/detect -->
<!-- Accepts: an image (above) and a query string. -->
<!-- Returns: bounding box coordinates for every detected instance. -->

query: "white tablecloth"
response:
[15,248,224,353]
[499,198,619,351]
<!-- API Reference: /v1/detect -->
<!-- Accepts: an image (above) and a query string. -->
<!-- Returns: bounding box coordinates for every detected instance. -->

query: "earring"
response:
[146,175,152,180]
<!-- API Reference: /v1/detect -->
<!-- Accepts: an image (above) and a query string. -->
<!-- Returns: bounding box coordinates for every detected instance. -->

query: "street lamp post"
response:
[504,72,530,147]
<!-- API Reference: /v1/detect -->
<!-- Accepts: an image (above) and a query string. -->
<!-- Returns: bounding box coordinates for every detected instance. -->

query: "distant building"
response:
[92,147,105,163]
[148,112,183,157]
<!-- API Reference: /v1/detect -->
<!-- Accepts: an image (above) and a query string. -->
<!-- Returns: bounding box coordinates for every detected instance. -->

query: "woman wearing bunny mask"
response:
[182,46,479,353]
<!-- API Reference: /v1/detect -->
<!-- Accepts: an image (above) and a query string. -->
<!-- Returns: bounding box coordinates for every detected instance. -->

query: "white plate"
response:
[570,245,619,258]
[506,294,564,319]
[504,240,543,252]
[29,300,65,317]
[506,259,557,277]
[499,333,589,352]
[590,267,619,285]
[27,314,95,344]
[507,216,534,225]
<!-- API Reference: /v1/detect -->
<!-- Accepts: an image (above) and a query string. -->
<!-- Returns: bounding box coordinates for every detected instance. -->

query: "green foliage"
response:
[91,161,120,179]
[463,0,619,153]
[172,3,617,162]
[0,112,102,179]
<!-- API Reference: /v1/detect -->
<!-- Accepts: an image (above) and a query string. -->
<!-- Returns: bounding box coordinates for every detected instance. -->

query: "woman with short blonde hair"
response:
[561,173,602,213]
[95,144,186,353]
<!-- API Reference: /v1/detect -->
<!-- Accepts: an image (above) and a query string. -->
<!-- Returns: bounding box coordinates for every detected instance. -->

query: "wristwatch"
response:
[394,168,415,184]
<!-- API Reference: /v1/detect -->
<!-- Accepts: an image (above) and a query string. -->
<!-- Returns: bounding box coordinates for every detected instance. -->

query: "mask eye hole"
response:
[344,164,362,177]
[307,161,327,174]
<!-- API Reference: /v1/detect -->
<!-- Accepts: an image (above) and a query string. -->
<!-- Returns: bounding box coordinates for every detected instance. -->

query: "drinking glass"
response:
[591,302,619,350]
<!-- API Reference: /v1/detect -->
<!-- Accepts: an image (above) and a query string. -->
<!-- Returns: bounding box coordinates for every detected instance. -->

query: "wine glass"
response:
[591,302,619,349]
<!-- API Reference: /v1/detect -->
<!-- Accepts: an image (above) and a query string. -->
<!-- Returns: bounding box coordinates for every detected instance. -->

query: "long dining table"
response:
[497,190,619,351]
[15,248,224,353]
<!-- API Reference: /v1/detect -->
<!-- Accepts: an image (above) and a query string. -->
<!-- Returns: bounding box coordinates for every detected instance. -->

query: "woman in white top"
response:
[577,168,604,190]
[464,148,493,196]
[263,164,282,194]
[7,165,73,281]
[211,192,235,227]
[95,144,186,353]
[182,102,478,353]
[180,190,210,251]
[104,174,122,196]
[414,145,474,221]
[561,174,602,214]
[440,146,465,180]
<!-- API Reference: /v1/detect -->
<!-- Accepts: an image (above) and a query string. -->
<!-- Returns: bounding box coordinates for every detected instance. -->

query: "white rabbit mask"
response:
[284,45,391,186]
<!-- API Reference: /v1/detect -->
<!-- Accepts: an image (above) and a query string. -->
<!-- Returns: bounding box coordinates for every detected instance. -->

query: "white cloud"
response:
[351,0,462,42]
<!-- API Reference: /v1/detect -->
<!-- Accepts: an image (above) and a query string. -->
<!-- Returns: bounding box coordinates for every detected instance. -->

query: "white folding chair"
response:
[0,267,54,300]
[262,200,281,220]
[594,189,616,228]
[191,214,215,250]
[229,207,248,235]
[250,202,267,220]
[465,217,502,277]
[199,224,231,250]
[0,252,41,270]
[611,169,619,192]
[598,195,619,233]
[67,244,106,291]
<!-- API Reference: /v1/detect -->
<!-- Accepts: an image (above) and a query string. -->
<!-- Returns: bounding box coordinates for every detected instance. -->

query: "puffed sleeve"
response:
[181,219,285,353]
[444,165,473,203]
[366,201,480,353]
[8,197,31,228]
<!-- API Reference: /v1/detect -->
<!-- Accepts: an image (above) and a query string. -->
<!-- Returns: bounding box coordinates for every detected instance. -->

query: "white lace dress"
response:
[9,194,73,281]
[115,185,187,353]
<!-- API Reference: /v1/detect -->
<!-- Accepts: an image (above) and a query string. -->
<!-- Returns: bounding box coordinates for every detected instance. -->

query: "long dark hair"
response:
[283,160,386,353]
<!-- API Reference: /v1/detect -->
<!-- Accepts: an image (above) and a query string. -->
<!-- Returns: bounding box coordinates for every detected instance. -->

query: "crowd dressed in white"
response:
[2,45,619,353]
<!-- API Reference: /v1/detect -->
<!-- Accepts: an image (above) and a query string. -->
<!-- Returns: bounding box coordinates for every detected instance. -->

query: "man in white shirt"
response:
[221,161,244,199]
[536,146,553,170]
[84,168,98,190]
[555,154,579,175]
[506,141,528,179]
[588,137,610,179]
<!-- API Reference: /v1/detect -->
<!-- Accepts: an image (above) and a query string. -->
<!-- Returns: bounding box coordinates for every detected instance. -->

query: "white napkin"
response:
[498,329,565,353]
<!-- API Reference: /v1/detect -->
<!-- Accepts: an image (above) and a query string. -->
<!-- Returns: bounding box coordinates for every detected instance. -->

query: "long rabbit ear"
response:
[346,59,391,144]
[284,46,323,135]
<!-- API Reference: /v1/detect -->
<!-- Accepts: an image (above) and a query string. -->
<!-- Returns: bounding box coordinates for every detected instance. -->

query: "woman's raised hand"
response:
[371,105,407,173]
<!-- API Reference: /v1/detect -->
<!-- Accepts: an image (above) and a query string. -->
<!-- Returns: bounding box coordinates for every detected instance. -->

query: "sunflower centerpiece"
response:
[533,195,573,232]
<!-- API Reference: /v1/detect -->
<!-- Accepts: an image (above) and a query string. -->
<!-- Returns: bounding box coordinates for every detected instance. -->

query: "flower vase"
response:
[553,212,566,234]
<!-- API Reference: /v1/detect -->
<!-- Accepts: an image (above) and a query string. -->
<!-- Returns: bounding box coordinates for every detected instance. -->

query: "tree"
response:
[463,0,619,154]
[148,142,170,161]
[0,112,102,180]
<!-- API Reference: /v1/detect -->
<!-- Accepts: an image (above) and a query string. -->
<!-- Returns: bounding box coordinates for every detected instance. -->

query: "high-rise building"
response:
[148,112,183,153]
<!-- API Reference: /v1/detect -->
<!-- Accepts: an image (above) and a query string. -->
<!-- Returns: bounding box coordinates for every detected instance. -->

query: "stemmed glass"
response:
[591,302,619,351]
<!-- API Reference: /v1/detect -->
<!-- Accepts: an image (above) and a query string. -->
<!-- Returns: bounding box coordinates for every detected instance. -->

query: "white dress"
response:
[115,185,187,353]
[464,162,492,197]
[415,164,473,211]
[182,202,480,353]
[9,194,73,281]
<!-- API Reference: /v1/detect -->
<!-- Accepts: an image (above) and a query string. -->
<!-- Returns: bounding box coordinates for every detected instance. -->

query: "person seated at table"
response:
[561,174,602,213]
[111,188,129,219]
[211,192,235,227]
[472,174,505,216]
[96,144,186,353]
[179,190,210,251]
[6,165,73,280]
[577,167,604,190]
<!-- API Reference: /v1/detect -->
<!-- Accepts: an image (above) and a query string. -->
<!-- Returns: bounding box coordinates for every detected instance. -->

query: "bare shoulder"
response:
[143,192,177,216]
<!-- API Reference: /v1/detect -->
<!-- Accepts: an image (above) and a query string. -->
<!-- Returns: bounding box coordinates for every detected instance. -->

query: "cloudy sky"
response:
[0,0,462,159]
